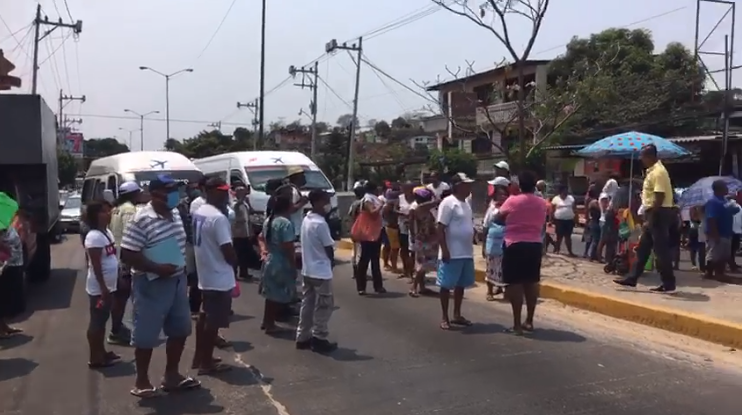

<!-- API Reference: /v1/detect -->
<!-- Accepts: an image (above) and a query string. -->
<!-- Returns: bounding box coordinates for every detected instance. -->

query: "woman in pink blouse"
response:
[494,171,547,335]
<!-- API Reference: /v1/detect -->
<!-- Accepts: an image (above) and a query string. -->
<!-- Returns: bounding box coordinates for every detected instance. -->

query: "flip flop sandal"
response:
[215,337,232,349]
[485,294,496,301]
[408,291,419,298]
[0,332,14,340]
[504,327,524,336]
[522,323,535,332]
[88,360,118,369]
[451,317,473,327]
[130,387,165,399]
[439,321,451,330]
[161,376,201,393]
[197,363,232,375]
[7,327,23,334]
[419,288,435,296]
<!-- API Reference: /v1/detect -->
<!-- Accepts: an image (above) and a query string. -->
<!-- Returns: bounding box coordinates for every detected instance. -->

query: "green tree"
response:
[547,28,705,143]
[58,149,78,187]
[428,148,477,178]
[84,138,129,158]
[374,120,392,137]
[336,114,358,129]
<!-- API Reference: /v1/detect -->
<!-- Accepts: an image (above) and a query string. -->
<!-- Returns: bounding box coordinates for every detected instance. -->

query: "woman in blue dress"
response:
[258,193,297,333]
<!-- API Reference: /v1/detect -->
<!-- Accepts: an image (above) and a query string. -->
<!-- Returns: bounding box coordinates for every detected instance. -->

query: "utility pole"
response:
[58,89,85,136]
[288,61,319,160]
[63,117,83,131]
[325,37,362,190]
[208,121,222,131]
[118,127,136,149]
[237,99,260,150]
[258,0,267,147]
[32,4,83,95]
[139,66,194,141]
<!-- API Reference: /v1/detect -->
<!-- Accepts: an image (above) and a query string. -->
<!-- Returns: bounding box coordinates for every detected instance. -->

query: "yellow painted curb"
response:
[337,239,354,251]
[338,239,742,348]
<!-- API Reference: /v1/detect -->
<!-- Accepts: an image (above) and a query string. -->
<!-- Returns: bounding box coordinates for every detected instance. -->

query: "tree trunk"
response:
[516,63,526,170]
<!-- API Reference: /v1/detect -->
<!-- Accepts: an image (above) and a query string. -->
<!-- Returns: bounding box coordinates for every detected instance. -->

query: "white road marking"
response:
[234,354,292,415]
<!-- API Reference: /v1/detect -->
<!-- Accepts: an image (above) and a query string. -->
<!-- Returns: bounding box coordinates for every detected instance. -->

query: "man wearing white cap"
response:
[108,181,142,345]
[493,161,519,195]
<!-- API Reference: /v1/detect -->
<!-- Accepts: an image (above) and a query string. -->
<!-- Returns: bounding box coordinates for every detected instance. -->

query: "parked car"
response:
[59,194,82,233]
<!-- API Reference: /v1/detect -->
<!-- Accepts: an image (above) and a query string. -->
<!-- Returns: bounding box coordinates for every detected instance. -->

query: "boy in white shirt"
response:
[191,178,238,374]
[436,173,476,330]
[296,189,337,353]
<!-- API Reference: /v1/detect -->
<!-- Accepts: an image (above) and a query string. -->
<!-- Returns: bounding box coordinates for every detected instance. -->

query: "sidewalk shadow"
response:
[100,359,136,378]
[524,328,587,343]
[460,322,507,335]
[228,313,253,323]
[230,340,254,353]
[615,288,710,302]
[0,333,33,350]
[324,347,373,362]
[366,291,407,299]
[210,364,260,387]
[138,387,223,415]
[0,357,38,381]
[12,268,78,323]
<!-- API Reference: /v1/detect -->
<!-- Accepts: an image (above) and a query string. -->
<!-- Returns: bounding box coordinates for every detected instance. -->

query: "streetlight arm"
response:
[124,108,143,117]
[144,111,160,117]
[139,66,167,77]
[168,68,194,78]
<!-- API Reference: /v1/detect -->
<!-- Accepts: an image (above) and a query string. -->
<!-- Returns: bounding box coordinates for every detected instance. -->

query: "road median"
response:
[336,238,742,349]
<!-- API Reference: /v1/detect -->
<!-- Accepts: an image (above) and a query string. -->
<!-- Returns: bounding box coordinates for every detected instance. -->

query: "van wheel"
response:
[27,234,51,283]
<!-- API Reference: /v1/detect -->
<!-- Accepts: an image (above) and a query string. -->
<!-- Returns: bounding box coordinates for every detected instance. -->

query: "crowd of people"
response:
[73,168,337,398]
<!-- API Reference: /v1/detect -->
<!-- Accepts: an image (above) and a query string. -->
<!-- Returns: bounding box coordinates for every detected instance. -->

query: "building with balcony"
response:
[425,60,551,155]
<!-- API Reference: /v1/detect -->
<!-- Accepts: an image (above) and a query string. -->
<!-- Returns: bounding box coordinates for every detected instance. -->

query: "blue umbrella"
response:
[576,131,690,159]
[678,176,742,208]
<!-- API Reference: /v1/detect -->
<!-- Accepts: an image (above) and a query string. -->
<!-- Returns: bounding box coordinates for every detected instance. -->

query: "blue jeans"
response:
[584,224,601,260]
[131,273,192,348]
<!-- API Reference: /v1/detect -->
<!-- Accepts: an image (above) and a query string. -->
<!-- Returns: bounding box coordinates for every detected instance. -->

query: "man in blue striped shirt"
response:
[121,174,200,398]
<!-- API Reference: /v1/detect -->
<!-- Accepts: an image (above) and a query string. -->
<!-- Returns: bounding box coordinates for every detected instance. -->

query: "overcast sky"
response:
[1,0,738,150]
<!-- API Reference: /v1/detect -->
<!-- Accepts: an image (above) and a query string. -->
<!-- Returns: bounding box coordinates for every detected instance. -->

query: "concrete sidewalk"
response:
[337,239,742,349]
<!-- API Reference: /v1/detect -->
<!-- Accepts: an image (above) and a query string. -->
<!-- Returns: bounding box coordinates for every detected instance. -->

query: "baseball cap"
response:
[308,189,330,204]
[353,180,367,190]
[488,176,510,187]
[450,172,475,185]
[118,181,141,195]
[148,174,178,191]
[494,161,510,171]
[205,177,230,191]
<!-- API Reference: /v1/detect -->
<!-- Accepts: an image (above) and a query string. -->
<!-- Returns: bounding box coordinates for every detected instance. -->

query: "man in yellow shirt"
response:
[108,181,142,345]
[614,144,676,292]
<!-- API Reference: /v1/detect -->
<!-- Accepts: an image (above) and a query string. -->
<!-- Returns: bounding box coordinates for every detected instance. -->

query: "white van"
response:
[193,151,340,238]
[82,151,204,203]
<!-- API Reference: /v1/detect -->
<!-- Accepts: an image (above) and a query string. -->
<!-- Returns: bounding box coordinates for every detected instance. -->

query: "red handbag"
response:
[350,210,382,242]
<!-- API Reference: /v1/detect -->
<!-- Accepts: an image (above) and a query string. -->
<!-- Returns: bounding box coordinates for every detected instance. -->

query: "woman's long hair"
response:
[84,199,112,231]
[265,193,292,243]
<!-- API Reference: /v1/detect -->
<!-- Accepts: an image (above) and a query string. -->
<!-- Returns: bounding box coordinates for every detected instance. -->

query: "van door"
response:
[106,175,118,198]
[230,169,246,187]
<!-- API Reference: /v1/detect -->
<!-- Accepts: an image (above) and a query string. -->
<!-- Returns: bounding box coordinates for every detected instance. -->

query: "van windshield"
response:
[245,166,332,192]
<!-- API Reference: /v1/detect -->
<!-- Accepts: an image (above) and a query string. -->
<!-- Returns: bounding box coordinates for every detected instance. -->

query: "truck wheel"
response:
[27,234,51,283]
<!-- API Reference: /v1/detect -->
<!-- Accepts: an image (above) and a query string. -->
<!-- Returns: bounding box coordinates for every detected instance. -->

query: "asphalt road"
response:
[1,239,741,415]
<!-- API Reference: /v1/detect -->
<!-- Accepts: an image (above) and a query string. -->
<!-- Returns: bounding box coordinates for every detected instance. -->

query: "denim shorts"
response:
[436,258,475,290]
[131,273,192,348]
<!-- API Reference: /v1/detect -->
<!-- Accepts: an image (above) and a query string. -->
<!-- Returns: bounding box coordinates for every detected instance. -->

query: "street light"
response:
[118,127,137,150]
[124,109,160,151]
[139,66,193,142]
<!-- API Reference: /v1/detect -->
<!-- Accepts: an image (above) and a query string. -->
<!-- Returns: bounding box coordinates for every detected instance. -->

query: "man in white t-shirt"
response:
[192,177,238,373]
[426,171,450,200]
[296,190,338,353]
[436,172,476,330]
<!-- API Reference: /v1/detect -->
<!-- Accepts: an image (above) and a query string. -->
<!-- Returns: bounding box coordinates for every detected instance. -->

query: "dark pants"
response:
[188,277,202,315]
[627,207,676,288]
[356,239,384,292]
[233,237,260,278]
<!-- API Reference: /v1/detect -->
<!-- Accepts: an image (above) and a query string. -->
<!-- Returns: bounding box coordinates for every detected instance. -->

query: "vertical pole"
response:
[31,4,41,95]
[165,75,171,141]
[694,0,701,62]
[140,115,145,151]
[310,60,319,160]
[346,37,362,191]
[721,34,730,176]
[258,0,267,147]
[253,98,259,151]
[128,131,133,150]
[58,89,64,133]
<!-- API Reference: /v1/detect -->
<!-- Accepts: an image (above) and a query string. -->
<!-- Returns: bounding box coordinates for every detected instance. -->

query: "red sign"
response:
[64,132,84,158]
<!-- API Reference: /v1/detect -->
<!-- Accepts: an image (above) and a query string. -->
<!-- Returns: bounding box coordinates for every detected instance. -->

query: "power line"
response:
[193,0,239,62]
[63,0,74,21]
[360,54,437,104]
[0,23,32,44]
[0,15,33,60]
[70,112,254,126]
[532,6,689,58]
[364,5,442,42]
[317,75,353,109]
[37,32,72,67]
[363,53,407,111]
